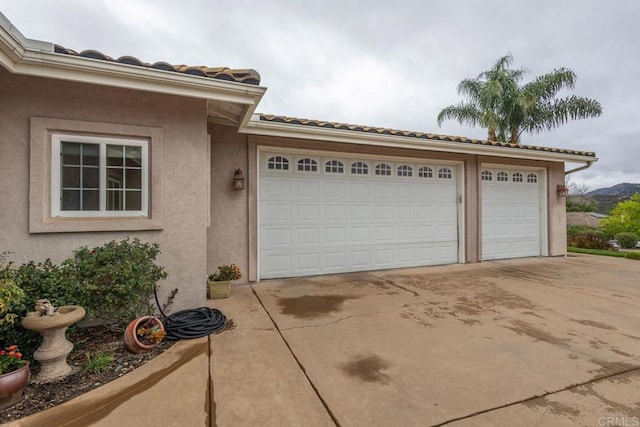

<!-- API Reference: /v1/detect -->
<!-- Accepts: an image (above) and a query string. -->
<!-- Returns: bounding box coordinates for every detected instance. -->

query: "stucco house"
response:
[0,13,597,311]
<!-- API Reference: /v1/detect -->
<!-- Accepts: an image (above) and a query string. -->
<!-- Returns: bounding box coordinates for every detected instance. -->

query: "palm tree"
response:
[437,54,602,143]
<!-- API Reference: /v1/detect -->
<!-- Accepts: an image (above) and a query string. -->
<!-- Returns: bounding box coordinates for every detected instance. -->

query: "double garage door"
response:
[259,151,461,279]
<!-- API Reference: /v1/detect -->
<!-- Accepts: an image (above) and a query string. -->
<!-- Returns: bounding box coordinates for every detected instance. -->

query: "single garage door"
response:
[481,167,545,260]
[259,151,461,279]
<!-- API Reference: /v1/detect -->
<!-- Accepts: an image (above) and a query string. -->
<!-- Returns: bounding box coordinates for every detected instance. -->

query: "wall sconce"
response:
[233,169,245,190]
[557,184,569,197]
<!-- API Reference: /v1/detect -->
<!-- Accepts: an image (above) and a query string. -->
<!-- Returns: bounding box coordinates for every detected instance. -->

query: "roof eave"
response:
[0,14,266,115]
[241,115,598,164]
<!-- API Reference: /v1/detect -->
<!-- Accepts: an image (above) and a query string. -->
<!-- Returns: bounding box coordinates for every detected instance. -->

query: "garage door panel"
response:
[259,153,460,279]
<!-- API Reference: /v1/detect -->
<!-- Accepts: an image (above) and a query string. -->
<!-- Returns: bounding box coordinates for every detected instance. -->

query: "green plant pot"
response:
[208,280,231,299]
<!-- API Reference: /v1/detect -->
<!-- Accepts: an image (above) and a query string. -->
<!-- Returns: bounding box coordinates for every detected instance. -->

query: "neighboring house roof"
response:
[53,45,261,85]
[258,114,597,158]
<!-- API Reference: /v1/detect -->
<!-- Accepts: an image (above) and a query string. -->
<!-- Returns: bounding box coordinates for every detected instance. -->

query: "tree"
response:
[437,54,602,143]
[566,179,598,212]
[600,193,640,236]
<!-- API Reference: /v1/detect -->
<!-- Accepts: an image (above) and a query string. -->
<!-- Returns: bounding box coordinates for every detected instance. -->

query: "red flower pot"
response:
[0,361,30,410]
[123,316,165,354]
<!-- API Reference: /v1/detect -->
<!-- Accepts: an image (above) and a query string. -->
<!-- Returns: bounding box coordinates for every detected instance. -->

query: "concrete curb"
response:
[3,337,210,427]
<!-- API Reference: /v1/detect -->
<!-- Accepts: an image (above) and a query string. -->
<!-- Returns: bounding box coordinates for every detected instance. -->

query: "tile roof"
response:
[258,114,596,158]
[53,45,261,85]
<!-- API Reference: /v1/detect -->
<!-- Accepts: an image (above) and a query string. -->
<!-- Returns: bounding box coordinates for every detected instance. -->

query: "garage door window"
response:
[497,171,509,182]
[438,168,453,179]
[375,163,392,176]
[351,162,369,175]
[325,160,344,174]
[397,165,413,177]
[512,172,524,182]
[297,158,318,172]
[527,173,538,183]
[267,156,290,171]
[418,166,433,178]
[481,170,492,181]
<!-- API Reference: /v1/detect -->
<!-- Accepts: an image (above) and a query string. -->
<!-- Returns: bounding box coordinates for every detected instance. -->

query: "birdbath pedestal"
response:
[21,305,86,382]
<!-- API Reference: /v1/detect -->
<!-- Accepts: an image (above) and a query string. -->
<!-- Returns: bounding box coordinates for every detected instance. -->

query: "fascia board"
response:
[241,118,598,164]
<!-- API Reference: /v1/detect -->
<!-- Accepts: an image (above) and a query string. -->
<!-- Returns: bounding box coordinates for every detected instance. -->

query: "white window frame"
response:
[418,166,434,179]
[51,134,149,218]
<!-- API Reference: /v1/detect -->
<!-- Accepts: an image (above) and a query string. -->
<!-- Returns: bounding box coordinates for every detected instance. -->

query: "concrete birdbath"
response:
[21,302,86,382]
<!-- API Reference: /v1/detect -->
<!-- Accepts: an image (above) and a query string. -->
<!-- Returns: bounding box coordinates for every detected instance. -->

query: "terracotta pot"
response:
[123,316,165,354]
[208,280,231,299]
[0,361,30,410]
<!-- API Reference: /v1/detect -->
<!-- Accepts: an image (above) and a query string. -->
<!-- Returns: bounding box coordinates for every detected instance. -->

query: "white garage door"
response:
[259,151,460,279]
[481,167,544,260]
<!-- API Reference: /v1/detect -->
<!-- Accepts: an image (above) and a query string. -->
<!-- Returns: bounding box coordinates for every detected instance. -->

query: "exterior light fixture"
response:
[557,184,569,197]
[233,169,245,190]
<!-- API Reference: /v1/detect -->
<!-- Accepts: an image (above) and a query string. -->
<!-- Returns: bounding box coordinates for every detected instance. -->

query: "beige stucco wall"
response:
[208,126,569,281]
[0,67,210,311]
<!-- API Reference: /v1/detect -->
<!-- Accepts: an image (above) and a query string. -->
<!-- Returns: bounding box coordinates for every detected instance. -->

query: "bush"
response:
[625,251,640,260]
[567,231,610,250]
[0,269,41,359]
[567,225,599,237]
[615,232,638,249]
[64,238,168,326]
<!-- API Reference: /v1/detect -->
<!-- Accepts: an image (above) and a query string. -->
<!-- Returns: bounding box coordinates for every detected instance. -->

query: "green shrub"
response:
[567,231,610,250]
[615,232,638,249]
[567,225,599,237]
[64,238,168,325]
[10,259,79,308]
[625,251,640,260]
[0,267,41,358]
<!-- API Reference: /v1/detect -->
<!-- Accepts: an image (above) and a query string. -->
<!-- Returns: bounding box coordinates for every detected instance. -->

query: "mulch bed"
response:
[0,326,174,422]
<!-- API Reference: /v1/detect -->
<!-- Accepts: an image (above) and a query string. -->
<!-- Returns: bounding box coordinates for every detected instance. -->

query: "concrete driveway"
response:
[209,255,640,426]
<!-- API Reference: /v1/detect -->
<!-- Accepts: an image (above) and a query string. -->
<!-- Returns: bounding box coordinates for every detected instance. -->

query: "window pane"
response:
[125,146,142,167]
[61,190,80,210]
[82,190,100,210]
[82,167,99,189]
[107,168,124,188]
[83,144,99,166]
[61,142,81,165]
[126,169,142,189]
[62,166,80,188]
[107,145,124,166]
[107,189,123,211]
[125,191,142,211]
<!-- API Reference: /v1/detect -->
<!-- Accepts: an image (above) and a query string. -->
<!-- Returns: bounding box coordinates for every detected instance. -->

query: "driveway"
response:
[209,255,640,426]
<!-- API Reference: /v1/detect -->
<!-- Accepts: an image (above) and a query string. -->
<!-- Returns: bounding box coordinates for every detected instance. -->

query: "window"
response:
[52,134,148,217]
[527,173,538,183]
[325,160,344,173]
[267,156,289,170]
[375,163,391,176]
[438,168,452,179]
[512,172,524,182]
[497,171,509,182]
[481,170,493,181]
[418,166,433,178]
[297,158,318,172]
[351,162,368,175]
[397,165,413,177]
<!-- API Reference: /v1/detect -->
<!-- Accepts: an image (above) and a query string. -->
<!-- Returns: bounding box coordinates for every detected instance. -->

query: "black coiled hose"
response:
[154,286,227,340]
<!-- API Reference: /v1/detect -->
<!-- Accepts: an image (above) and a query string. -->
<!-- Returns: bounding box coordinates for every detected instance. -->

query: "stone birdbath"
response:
[21,300,86,382]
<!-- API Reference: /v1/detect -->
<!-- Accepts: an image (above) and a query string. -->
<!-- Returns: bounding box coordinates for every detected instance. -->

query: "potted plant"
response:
[123,316,166,354]
[0,345,30,410]
[207,264,241,299]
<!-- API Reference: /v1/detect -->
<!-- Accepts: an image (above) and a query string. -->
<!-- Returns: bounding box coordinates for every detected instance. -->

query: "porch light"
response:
[233,169,245,190]
[557,184,569,197]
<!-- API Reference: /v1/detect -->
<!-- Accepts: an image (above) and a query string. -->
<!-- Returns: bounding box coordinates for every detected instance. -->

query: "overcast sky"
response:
[2,1,639,191]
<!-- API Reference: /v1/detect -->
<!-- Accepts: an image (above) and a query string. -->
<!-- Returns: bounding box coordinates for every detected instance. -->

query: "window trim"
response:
[51,134,149,218]
[30,117,164,234]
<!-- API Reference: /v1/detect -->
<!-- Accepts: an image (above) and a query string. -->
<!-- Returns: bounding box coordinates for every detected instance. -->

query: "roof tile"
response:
[258,114,596,158]
[53,45,261,85]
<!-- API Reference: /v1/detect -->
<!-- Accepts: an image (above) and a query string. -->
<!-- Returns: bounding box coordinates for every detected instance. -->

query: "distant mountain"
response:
[587,183,640,196]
